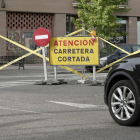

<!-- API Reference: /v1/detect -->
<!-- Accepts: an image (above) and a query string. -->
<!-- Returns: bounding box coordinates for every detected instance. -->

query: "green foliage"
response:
[72,0,131,40]
[99,45,117,57]
[100,45,117,54]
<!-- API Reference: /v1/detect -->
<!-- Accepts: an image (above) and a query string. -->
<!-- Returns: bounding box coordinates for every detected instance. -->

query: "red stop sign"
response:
[33,28,51,47]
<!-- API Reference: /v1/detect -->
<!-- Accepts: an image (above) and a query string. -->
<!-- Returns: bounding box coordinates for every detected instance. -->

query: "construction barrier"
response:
[49,37,99,66]
[1,28,139,83]
[0,44,48,70]
[0,29,84,78]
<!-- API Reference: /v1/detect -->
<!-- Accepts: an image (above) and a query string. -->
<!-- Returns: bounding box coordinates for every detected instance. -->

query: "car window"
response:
[118,45,131,53]
[132,45,140,52]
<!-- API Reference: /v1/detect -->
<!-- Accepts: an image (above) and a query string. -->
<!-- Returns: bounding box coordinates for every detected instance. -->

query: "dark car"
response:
[104,52,140,126]
[86,44,140,73]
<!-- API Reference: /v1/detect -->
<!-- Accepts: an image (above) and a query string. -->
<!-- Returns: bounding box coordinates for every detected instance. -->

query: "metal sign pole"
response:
[93,66,96,81]
[54,66,57,80]
[84,66,86,77]
[42,47,48,81]
[82,66,85,80]
[82,27,86,80]
[81,68,83,80]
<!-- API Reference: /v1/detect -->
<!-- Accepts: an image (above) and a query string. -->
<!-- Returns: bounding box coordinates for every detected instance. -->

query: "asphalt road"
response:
[0,69,140,140]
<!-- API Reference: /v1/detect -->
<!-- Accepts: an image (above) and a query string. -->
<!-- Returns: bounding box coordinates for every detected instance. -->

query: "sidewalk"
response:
[2,63,86,73]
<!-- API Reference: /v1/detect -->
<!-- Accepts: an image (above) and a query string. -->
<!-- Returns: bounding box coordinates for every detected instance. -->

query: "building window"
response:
[137,20,140,45]
[117,18,127,44]
[66,15,77,35]
[109,18,127,45]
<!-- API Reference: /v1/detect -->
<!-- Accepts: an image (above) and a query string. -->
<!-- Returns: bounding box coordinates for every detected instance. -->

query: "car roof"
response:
[120,44,140,48]
[120,44,140,46]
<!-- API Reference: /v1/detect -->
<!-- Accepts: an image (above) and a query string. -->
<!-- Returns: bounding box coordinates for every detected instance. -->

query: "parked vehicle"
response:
[104,52,140,126]
[86,44,140,73]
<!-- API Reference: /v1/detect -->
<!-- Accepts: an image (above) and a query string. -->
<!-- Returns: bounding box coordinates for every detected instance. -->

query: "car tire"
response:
[108,80,140,126]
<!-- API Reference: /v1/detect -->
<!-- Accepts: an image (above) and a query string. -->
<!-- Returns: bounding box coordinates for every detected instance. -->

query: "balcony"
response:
[72,1,91,7]
[119,1,128,9]
[72,0,128,9]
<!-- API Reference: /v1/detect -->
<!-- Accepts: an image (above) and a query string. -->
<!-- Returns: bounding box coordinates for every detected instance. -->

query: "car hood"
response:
[100,56,107,61]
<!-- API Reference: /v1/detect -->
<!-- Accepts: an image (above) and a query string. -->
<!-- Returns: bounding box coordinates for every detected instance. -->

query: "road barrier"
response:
[0,30,83,78]
[0,46,47,70]
[1,28,139,84]
[50,37,99,66]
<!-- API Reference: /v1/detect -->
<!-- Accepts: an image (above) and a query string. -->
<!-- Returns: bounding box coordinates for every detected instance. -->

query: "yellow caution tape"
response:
[0,35,49,61]
[86,30,90,33]
[84,55,128,79]
[0,45,48,70]
[0,35,83,77]
[86,30,130,55]
[61,28,85,77]
[55,28,85,77]
[84,45,140,79]
[83,31,140,79]
[96,55,128,73]
[99,37,130,55]
[60,66,83,77]
[66,28,85,37]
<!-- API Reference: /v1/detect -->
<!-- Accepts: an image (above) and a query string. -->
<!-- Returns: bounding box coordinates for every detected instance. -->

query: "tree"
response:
[72,0,131,40]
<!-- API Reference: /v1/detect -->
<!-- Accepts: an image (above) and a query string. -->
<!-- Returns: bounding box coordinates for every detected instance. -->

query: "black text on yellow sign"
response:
[50,37,99,65]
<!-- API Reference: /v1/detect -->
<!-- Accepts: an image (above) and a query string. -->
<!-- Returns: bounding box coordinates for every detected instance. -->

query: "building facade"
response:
[0,0,140,56]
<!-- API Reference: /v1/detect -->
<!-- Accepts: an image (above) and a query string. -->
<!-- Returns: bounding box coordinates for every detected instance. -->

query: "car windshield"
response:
[118,45,131,53]
[132,45,140,52]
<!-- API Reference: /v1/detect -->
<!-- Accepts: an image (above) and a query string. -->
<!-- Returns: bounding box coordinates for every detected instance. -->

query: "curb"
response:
[34,79,104,86]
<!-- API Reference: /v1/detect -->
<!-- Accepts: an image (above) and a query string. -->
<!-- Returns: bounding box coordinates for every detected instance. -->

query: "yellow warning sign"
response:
[50,37,99,65]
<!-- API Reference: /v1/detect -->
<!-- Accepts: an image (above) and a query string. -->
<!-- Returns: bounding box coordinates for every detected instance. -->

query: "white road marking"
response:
[0,73,107,79]
[0,75,44,78]
[17,80,39,82]
[96,75,107,77]
[0,72,107,88]
[4,81,34,83]
[0,106,51,115]
[47,101,104,108]
[0,81,35,88]
[35,35,48,40]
